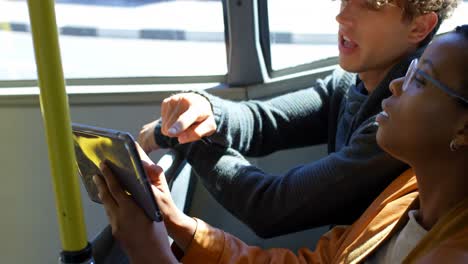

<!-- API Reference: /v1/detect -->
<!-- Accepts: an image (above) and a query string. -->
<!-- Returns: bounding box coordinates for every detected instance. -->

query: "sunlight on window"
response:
[268,0,340,71]
[0,0,227,80]
[268,0,467,71]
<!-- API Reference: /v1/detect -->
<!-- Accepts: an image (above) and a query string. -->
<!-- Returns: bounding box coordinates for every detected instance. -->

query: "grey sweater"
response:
[154,51,422,238]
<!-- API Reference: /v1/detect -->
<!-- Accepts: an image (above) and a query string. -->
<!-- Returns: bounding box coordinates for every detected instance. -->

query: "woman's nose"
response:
[389,77,404,96]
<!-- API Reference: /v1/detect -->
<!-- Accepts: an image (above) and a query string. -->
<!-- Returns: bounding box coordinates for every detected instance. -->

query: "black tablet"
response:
[72,123,163,222]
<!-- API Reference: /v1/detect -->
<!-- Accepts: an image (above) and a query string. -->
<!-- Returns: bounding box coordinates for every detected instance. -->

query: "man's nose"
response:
[336,1,355,27]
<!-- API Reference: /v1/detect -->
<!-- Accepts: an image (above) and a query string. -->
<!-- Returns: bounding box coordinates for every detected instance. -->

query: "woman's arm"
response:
[94,146,197,263]
[177,218,348,264]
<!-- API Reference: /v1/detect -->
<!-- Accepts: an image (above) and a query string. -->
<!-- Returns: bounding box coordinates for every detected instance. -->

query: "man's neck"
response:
[358,66,394,94]
[412,158,468,230]
[358,48,417,93]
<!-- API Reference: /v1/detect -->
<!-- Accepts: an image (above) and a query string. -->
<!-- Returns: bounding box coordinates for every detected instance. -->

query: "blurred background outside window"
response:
[0,0,465,81]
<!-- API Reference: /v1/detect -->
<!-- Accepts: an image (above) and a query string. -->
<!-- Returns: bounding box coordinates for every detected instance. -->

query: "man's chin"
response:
[338,57,361,73]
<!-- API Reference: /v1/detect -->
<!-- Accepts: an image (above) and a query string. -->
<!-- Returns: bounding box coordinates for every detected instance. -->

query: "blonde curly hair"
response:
[364,0,461,45]
[368,0,460,20]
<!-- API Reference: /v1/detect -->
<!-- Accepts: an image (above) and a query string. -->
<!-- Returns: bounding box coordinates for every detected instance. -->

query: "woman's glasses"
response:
[402,58,468,106]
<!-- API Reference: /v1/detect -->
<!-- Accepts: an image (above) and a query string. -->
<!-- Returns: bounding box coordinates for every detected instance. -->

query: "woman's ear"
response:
[451,118,468,151]
[408,12,438,45]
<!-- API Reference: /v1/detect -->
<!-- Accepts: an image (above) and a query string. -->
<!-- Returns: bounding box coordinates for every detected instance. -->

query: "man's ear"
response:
[408,12,438,45]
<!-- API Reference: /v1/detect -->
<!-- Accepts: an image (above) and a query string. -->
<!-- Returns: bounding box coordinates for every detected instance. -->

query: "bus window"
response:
[0,0,227,81]
[266,0,467,74]
[268,0,339,71]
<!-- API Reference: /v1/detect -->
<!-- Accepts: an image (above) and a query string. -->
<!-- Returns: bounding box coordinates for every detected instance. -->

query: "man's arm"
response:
[178,116,408,238]
[202,80,334,156]
[153,69,355,156]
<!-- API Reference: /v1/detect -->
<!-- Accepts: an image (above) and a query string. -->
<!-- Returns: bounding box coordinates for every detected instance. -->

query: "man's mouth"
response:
[341,35,358,49]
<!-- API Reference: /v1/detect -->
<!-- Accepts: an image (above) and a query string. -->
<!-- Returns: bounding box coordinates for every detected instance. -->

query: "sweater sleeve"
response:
[180,115,408,238]
[154,69,352,156]
[180,218,349,264]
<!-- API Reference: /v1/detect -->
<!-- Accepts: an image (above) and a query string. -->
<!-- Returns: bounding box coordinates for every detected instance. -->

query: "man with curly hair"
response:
[135,0,461,237]
[134,0,461,239]
[99,25,468,263]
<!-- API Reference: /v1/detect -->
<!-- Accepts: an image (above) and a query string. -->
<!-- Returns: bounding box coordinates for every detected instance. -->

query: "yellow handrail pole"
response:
[26,0,88,253]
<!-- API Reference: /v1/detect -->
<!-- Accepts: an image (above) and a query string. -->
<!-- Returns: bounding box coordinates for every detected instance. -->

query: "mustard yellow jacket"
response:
[176,169,468,263]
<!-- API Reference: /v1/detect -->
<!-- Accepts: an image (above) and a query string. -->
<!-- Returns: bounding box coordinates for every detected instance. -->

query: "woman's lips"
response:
[377,99,391,124]
[376,111,389,124]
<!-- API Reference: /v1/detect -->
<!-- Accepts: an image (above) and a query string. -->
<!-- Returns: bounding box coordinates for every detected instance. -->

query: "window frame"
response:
[257,0,339,79]
[0,0,340,98]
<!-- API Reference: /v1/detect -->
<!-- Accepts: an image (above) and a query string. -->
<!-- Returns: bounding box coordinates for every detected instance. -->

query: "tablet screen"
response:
[72,123,162,222]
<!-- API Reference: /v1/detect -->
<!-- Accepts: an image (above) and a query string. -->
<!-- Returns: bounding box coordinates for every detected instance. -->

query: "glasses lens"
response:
[403,59,418,92]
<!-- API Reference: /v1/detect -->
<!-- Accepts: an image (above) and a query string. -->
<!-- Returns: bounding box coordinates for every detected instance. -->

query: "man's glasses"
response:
[402,59,468,106]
